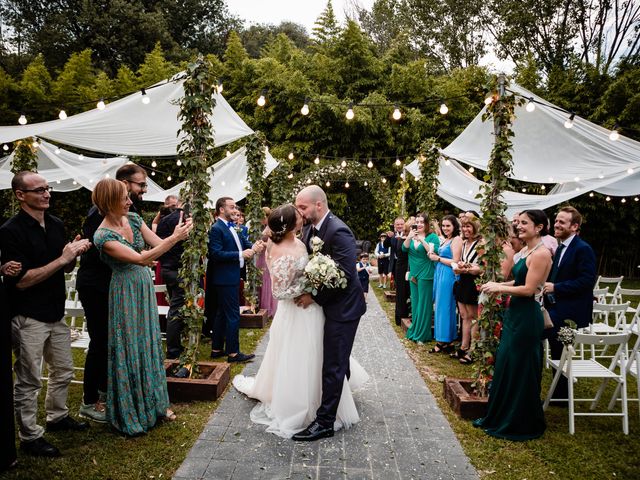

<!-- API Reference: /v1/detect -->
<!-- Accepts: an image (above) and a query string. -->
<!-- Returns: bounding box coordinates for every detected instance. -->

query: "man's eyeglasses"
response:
[18,186,53,194]
[126,180,148,189]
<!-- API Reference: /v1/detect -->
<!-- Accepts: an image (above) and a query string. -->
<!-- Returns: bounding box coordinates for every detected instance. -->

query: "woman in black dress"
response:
[394,220,412,326]
[1,258,21,471]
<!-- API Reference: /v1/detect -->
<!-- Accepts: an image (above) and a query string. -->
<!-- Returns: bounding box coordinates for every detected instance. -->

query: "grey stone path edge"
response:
[173,292,478,480]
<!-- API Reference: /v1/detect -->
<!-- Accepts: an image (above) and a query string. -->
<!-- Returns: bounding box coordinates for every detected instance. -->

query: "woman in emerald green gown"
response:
[474,210,552,441]
[402,213,440,344]
[91,179,192,436]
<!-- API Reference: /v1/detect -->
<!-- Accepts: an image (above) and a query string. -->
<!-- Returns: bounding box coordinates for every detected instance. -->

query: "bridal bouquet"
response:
[304,236,347,295]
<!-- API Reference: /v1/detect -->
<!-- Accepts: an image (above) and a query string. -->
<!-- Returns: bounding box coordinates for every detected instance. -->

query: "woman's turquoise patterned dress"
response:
[473,257,546,441]
[94,213,170,436]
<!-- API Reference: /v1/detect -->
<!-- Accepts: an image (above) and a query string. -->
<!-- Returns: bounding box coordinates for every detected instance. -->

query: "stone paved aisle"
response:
[173,292,478,480]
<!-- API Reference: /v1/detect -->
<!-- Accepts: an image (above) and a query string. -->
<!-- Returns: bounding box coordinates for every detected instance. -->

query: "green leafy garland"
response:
[415,138,440,214]
[472,78,522,396]
[176,56,217,377]
[243,132,267,313]
[269,161,294,206]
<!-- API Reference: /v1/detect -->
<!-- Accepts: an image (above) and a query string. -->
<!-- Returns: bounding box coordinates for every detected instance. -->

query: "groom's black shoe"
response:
[227,352,255,363]
[292,421,334,441]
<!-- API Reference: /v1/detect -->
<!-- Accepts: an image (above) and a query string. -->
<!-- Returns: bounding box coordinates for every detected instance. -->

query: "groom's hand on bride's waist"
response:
[294,293,314,309]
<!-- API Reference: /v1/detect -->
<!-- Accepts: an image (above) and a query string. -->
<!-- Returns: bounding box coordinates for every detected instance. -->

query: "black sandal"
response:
[429,343,447,353]
[450,348,467,359]
[459,354,474,365]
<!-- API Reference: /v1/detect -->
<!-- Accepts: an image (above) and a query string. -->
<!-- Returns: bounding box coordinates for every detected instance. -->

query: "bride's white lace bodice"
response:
[267,240,309,300]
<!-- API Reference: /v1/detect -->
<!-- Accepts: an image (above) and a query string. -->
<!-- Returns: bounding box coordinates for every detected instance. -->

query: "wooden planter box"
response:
[239,307,268,328]
[384,290,396,302]
[401,317,412,334]
[443,377,488,420]
[164,360,230,402]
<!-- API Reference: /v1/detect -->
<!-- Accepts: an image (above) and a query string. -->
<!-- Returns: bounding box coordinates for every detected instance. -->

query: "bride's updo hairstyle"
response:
[268,204,298,244]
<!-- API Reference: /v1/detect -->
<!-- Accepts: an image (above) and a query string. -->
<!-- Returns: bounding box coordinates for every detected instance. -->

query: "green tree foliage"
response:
[51,49,97,114]
[19,54,53,120]
[312,1,341,48]
[240,21,310,58]
[137,43,180,87]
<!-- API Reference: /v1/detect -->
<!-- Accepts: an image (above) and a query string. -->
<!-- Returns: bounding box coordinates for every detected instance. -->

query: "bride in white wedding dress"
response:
[232,204,368,439]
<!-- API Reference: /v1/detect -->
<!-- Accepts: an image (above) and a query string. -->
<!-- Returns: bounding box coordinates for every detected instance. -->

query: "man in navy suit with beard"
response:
[205,197,264,363]
[543,206,597,404]
[292,185,367,441]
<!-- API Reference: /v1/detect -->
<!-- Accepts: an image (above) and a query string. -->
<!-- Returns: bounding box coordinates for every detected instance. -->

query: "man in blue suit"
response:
[292,185,367,441]
[544,206,597,403]
[205,197,263,363]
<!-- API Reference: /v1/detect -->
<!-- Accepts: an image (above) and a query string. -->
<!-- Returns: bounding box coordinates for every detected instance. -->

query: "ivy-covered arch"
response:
[290,161,394,228]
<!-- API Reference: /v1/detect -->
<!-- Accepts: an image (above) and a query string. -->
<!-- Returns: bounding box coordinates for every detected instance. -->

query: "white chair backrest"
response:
[592,302,630,314]
[593,287,609,303]
[574,331,630,346]
[618,288,640,307]
[596,275,624,287]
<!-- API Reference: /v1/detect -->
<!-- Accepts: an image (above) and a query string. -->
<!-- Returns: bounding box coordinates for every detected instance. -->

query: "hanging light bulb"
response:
[72,180,77,185]
[444,159,450,166]
[521,188,527,192]
[400,172,405,179]
[2,144,8,151]
[141,88,150,104]
[97,99,106,110]
[606,196,611,201]
[56,180,61,184]
[589,192,594,197]
[541,185,546,191]
[314,155,320,165]
[574,176,580,182]
[392,105,401,120]
[151,160,157,168]
[364,181,368,186]
[381,177,387,184]
[55,148,61,154]
[326,180,331,187]
[340,159,347,168]
[288,152,294,160]
[58,109,67,120]
[226,150,231,156]
[525,98,536,112]
[439,103,449,115]
[621,198,626,203]
[345,103,354,120]
[609,124,620,141]
[78,154,84,160]
[367,160,373,168]
[484,95,493,106]
[256,90,266,107]
[176,159,182,166]
[627,167,634,174]
[635,197,639,202]
[306,178,312,184]
[468,166,475,173]
[287,173,294,179]
[301,98,310,116]
[18,114,27,125]
[564,113,575,129]
[345,181,350,188]
[151,171,155,176]
[395,158,402,167]
[167,175,172,181]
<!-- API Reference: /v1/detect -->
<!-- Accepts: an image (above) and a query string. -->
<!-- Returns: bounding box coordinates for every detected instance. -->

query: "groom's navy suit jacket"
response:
[545,235,596,330]
[207,218,252,286]
[303,212,366,322]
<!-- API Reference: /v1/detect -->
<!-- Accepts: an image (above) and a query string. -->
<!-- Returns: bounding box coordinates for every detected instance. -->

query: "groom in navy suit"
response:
[543,206,596,403]
[205,197,263,363]
[292,185,367,441]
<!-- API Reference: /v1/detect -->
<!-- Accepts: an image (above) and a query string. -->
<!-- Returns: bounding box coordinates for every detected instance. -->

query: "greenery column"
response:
[473,75,521,395]
[243,132,267,312]
[415,138,440,214]
[176,57,217,376]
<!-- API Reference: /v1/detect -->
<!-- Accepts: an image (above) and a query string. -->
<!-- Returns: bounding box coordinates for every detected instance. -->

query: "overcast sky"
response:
[225,0,374,32]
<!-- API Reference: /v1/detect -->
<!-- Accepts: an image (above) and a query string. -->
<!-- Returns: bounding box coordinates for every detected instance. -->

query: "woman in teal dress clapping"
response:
[91,179,192,436]
[475,209,552,441]
[403,212,440,344]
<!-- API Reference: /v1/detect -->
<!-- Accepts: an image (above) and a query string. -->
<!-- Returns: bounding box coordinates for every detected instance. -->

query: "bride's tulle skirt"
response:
[232,299,368,439]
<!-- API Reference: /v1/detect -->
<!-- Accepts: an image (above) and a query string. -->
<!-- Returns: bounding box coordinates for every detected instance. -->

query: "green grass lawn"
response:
[373,282,640,480]
[5,324,267,480]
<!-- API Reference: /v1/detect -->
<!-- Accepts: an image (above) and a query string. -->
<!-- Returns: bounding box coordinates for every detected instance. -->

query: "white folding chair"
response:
[595,276,624,303]
[592,287,609,304]
[543,331,630,434]
[617,288,640,315]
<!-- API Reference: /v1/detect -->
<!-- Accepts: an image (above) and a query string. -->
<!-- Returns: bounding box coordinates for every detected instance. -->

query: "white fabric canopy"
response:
[443,84,640,193]
[145,146,280,205]
[0,77,254,156]
[0,140,165,194]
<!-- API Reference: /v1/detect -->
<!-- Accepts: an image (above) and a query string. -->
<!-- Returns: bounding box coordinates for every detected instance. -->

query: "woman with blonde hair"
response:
[91,178,192,436]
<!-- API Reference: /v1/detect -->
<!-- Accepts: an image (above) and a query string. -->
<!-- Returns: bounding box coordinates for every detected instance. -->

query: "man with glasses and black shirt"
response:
[0,171,91,458]
[75,164,148,424]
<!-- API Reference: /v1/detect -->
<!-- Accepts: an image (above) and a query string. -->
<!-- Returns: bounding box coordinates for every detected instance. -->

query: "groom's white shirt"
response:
[313,211,331,231]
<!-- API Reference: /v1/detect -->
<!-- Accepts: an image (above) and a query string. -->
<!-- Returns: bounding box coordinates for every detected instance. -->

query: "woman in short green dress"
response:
[91,178,192,436]
[475,210,552,441]
[402,212,440,343]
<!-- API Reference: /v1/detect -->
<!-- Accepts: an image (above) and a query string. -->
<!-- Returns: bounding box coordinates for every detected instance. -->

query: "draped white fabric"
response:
[144,146,280,204]
[0,140,170,196]
[0,78,254,156]
[443,84,640,189]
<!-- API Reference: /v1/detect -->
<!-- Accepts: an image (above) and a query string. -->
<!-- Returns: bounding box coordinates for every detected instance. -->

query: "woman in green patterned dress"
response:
[402,212,440,344]
[91,179,192,436]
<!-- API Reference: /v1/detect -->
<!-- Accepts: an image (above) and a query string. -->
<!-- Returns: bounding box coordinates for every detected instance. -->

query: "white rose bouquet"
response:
[304,236,347,295]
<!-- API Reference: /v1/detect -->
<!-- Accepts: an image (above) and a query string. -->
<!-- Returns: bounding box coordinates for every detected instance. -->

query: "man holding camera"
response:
[543,206,596,404]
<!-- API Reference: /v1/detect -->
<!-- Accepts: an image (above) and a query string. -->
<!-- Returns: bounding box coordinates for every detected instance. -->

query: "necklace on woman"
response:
[522,241,543,259]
